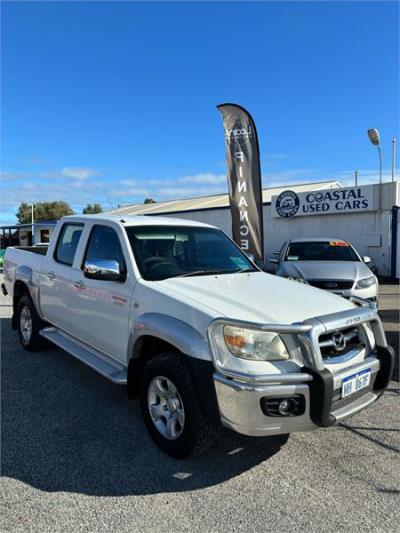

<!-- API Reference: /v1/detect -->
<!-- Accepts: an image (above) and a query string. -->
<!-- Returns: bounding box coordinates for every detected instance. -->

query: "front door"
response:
[40,222,84,332]
[69,224,133,362]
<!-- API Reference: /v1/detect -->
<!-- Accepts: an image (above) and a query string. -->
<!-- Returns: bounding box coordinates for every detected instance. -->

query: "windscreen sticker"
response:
[231,257,249,268]
[287,255,299,261]
[329,241,349,247]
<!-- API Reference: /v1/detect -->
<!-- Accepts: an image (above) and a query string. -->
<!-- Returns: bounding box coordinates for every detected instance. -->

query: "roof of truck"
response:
[62,213,216,228]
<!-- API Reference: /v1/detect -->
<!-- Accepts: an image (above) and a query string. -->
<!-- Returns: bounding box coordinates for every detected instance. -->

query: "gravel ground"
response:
[0,277,399,532]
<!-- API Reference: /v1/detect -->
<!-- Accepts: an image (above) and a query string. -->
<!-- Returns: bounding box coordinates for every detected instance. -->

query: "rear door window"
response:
[54,224,84,266]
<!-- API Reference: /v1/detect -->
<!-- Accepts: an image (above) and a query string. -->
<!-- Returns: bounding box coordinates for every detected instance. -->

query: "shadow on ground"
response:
[1,318,287,497]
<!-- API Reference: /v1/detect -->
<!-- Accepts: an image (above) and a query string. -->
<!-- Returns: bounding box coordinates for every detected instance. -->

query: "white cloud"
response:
[0,171,29,181]
[155,186,227,198]
[263,153,287,160]
[1,165,396,225]
[118,179,142,187]
[175,173,226,185]
[147,173,226,187]
[60,167,98,180]
[332,169,393,187]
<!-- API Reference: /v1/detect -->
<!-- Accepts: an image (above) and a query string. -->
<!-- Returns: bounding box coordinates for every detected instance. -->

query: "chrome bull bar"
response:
[208,300,386,377]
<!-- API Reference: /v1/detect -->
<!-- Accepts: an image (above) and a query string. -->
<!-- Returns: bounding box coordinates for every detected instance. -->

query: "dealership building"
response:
[0,221,57,249]
[110,180,400,279]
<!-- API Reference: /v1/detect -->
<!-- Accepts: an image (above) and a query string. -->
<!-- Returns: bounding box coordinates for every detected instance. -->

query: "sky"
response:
[1,0,398,225]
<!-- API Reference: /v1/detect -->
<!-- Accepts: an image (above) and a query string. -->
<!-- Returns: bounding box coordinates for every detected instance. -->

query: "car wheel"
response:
[140,352,216,458]
[17,295,45,351]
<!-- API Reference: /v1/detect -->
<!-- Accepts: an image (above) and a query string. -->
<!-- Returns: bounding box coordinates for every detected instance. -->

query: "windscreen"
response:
[285,241,359,262]
[125,225,257,281]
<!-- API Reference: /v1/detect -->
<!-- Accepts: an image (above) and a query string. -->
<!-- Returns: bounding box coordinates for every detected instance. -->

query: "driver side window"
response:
[84,225,126,273]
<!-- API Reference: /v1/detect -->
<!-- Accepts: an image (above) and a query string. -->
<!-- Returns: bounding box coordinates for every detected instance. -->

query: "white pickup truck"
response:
[2,215,394,458]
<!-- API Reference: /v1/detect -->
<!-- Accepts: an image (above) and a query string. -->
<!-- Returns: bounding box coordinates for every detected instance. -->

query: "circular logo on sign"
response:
[276,190,300,218]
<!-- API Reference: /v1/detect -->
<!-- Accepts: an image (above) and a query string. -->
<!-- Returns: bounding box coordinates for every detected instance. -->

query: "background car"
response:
[270,238,378,302]
[0,249,5,270]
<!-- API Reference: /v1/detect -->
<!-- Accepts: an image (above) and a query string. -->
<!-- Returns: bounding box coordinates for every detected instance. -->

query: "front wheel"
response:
[140,352,216,458]
[17,295,45,351]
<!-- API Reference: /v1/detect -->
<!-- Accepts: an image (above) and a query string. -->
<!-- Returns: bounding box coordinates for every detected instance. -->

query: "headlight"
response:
[223,325,289,361]
[355,276,376,289]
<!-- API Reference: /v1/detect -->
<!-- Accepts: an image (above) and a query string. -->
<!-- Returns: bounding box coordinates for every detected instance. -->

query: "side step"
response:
[40,327,127,384]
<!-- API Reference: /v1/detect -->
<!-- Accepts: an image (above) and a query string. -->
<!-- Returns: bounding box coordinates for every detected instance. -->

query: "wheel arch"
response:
[12,280,32,329]
[128,313,211,363]
[126,314,219,422]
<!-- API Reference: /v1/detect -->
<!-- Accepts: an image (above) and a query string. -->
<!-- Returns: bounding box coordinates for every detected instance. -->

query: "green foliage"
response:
[16,201,74,224]
[144,198,156,204]
[82,203,103,214]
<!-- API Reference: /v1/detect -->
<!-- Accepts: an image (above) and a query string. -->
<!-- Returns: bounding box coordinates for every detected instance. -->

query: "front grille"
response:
[331,374,376,411]
[308,279,354,290]
[319,326,364,359]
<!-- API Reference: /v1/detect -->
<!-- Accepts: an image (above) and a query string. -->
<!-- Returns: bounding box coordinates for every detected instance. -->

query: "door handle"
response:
[73,280,85,289]
[47,271,56,280]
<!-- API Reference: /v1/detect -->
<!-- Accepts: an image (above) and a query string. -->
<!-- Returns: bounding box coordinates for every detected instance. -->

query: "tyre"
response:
[17,294,45,351]
[140,352,216,458]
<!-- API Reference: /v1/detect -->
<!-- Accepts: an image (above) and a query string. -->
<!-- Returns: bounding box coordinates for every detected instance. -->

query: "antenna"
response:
[102,189,116,211]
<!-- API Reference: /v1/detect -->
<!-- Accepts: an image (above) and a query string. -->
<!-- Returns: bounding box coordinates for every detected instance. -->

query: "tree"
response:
[16,201,74,224]
[82,203,103,214]
[144,198,156,204]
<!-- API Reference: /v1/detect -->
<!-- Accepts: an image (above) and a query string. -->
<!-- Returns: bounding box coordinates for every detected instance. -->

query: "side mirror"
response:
[362,256,371,264]
[83,258,126,281]
[269,255,279,264]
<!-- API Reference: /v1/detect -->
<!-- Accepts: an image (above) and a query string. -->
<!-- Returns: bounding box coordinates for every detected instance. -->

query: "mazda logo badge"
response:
[332,332,347,351]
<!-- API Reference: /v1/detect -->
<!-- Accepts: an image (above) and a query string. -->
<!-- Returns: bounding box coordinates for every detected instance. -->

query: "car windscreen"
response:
[285,241,359,262]
[125,225,257,281]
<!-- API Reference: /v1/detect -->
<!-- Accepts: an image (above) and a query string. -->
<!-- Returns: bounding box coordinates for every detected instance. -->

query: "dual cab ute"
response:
[2,215,394,458]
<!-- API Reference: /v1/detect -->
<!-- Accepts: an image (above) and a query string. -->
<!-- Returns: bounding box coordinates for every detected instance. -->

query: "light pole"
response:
[392,137,397,182]
[367,128,382,184]
[31,203,34,245]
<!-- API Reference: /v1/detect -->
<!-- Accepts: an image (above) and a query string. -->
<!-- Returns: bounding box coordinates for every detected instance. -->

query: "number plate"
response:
[341,368,371,399]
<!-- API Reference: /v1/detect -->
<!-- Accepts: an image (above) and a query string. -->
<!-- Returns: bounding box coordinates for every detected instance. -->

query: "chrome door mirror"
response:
[362,256,371,264]
[83,259,126,281]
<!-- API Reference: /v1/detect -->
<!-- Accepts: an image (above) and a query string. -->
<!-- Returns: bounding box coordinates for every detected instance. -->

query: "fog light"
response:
[260,395,306,417]
[278,399,294,415]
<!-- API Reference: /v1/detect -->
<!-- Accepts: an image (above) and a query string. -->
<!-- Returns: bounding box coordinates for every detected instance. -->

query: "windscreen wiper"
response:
[173,269,232,278]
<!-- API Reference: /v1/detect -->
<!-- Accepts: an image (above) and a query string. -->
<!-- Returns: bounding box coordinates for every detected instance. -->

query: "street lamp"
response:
[367,128,382,184]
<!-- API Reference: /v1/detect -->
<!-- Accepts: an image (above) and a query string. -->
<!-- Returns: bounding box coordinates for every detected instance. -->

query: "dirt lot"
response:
[0,278,399,532]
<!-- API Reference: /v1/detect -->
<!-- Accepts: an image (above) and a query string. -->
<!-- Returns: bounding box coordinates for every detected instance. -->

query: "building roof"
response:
[0,221,57,230]
[108,180,342,216]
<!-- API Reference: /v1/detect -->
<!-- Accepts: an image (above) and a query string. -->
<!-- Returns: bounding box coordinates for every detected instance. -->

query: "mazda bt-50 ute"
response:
[2,215,394,458]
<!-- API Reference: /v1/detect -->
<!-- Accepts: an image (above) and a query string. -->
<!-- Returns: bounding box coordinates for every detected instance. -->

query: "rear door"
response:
[69,224,134,363]
[40,222,84,331]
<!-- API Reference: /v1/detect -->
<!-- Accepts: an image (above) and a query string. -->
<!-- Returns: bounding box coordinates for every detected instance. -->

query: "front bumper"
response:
[210,300,394,437]
[213,346,394,436]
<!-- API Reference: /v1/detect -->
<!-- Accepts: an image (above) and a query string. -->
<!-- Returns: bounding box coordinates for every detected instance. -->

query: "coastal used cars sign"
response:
[272,186,374,218]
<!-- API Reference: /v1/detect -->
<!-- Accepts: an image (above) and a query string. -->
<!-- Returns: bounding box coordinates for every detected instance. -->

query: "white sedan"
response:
[270,238,378,302]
